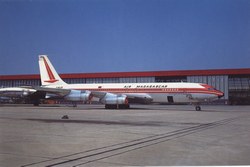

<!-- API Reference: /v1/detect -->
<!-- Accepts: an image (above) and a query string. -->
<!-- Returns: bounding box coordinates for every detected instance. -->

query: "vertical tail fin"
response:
[38,55,67,86]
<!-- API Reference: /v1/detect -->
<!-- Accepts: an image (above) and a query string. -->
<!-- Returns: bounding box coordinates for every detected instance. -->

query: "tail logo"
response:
[43,57,59,83]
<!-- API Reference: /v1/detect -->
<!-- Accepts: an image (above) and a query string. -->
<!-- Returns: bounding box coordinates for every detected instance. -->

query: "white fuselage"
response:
[44,82,223,104]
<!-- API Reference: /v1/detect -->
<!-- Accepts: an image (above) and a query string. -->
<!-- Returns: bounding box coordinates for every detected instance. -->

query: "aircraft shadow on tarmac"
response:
[25,118,202,127]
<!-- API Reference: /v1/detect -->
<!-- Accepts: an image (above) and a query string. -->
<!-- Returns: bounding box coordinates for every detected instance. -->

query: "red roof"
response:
[1,68,250,80]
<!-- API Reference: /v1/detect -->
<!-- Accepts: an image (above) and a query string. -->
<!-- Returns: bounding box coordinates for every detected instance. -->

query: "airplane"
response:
[0,86,40,104]
[0,85,50,105]
[37,55,224,111]
[0,87,36,98]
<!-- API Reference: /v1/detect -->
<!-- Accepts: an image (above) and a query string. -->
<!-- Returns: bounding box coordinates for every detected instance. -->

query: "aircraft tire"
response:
[105,104,116,109]
[33,100,40,106]
[118,104,130,109]
[105,104,130,109]
[195,106,201,111]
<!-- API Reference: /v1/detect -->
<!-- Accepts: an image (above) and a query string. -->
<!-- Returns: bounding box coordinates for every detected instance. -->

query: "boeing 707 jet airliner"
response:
[37,55,224,111]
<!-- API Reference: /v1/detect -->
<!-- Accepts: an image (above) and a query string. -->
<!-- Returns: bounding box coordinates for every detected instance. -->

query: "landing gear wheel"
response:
[105,104,130,109]
[195,106,201,111]
[33,99,40,106]
[118,104,130,109]
[105,104,117,109]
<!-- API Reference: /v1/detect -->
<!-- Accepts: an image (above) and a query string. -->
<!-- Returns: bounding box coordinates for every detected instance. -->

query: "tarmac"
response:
[0,104,250,167]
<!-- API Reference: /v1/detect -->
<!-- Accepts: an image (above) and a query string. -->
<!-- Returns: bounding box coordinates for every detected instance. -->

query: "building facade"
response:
[1,68,250,104]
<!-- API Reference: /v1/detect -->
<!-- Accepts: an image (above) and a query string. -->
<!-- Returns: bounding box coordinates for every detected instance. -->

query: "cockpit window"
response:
[208,88,216,90]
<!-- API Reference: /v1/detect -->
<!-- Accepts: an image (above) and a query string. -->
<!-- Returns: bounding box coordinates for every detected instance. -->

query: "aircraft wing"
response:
[91,91,153,104]
[32,87,153,104]
[34,86,71,97]
[90,91,108,99]
[32,86,92,102]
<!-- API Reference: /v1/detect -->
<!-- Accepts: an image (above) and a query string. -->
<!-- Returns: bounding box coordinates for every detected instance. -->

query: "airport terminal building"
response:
[1,68,250,105]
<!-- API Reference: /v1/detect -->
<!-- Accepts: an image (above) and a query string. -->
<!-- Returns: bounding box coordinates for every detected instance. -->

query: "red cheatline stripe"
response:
[72,88,223,96]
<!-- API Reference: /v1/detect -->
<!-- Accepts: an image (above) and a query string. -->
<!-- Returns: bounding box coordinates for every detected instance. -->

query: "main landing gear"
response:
[195,105,201,111]
[33,99,40,106]
[105,104,130,109]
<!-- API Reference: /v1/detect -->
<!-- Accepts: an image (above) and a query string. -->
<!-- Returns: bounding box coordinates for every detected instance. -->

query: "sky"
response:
[0,0,250,75]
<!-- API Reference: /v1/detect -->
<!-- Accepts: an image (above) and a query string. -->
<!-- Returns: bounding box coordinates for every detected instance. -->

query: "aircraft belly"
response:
[89,92,216,104]
[149,93,196,103]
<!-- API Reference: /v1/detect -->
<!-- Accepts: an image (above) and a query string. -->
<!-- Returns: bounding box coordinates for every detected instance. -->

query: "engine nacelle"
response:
[64,90,91,102]
[101,93,128,105]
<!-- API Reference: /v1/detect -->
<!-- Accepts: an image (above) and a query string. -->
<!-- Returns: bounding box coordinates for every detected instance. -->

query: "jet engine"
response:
[104,96,128,105]
[100,93,129,109]
[64,90,91,102]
